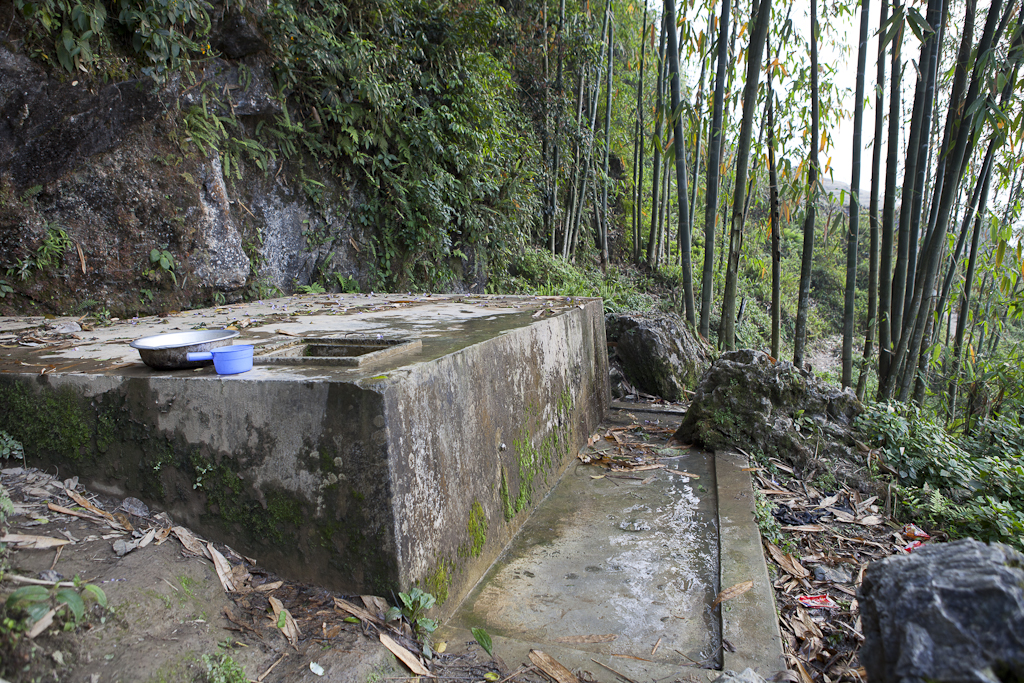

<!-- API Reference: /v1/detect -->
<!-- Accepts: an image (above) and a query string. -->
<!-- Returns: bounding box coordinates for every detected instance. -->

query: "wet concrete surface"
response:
[442,407,723,681]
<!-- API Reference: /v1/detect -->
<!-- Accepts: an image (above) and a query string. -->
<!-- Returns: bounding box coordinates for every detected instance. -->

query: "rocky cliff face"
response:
[0,10,375,317]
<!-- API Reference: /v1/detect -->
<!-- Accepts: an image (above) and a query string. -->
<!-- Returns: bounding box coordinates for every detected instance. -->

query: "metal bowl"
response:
[130,330,240,370]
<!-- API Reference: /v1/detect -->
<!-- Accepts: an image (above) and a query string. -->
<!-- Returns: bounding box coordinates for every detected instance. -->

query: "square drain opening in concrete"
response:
[254,336,422,367]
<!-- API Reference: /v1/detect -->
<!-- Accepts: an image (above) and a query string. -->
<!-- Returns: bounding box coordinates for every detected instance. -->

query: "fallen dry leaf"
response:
[268,596,301,647]
[257,580,284,592]
[26,607,56,639]
[361,595,390,619]
[713,580,754,607]
[172,527,205,556]
[380,633,431,676]
[205,542,236,592]
[65,490,115,522]
[529,650,578,683]
[768,543,811,579]
[0,533,71,549]
[334,597,383,626]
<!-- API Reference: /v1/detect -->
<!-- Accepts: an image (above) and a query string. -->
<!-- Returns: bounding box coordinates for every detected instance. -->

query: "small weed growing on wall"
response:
[148,247,177,286]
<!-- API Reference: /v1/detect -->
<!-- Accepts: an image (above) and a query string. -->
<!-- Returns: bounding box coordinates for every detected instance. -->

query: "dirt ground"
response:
[0,450,637,683]
[0,464,425,683]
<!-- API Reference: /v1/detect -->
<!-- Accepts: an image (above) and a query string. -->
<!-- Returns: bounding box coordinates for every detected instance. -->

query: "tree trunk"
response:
[842,0,872,387]
[665,0,695,324]
[647,16,668,266]
[719,0,771,350]
[856,0,889,400]
[768,35,781,359]
[793,0,819,368]
[550,0,566,255]
[885,0,1011,399]
[889,0,942,355]
[877,4,903,391]
[699,0,732,338]
[633,9,649,264]
[600,14,614,269]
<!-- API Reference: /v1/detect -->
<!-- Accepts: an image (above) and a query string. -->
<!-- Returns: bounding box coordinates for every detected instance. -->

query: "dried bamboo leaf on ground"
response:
[380,632,432,676]
[0,533,71,549]
[713,580,754,607]
[767,543,811,579]
[172,526,206,556]
[65,490,115,522]
[205,542,237,592]
[334,597,384,626]
[268,595,301,647]
[528,650,578,683]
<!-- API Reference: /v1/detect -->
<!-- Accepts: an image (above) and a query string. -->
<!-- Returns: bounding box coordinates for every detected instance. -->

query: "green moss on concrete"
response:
[498,385,579,523]
[512,435,537,515]
[422,556,455,605]
[458,499,487,559]
[191,451,304,544]
[0,379,93,460]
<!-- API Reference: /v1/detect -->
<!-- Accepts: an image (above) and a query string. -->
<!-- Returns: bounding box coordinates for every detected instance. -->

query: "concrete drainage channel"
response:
[439,405,786,681]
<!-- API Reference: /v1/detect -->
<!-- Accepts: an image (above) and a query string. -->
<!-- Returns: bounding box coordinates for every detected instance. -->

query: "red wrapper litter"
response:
[904,540,925,552]
[903,523,931,540]
[797,595,839,609]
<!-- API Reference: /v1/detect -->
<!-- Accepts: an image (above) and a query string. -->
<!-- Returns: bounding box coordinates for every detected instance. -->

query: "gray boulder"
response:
[605,312,710,401]
[670,349,864,481]
[859,539,1024,683]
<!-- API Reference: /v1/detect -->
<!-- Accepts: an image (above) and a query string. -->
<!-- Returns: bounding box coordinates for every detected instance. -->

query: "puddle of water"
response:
[449,449,720,668]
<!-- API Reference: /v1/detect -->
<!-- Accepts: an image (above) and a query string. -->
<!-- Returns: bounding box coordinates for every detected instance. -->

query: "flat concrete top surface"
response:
[441,408,723,681]
[0,293,594,378]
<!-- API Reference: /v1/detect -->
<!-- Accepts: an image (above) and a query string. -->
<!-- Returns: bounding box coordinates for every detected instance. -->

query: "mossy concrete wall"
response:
[0,298,608,613]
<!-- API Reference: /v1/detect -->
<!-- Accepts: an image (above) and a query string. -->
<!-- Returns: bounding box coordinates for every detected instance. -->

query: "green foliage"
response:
[180,96,277,180]
[259,0,537,289]
[334,273,360,293]
[492,246,655,313]
[14,0,213,78]
[753,488,784,545]
[857,402,1024,549]
[385,587,438,650]
[296,282,326,294]
[149,246,177,285]
[0,432,25,464]
[14,0,107,72]
[0,279,12,298]
[471,626,493,658]
[201,652,248,683]
[4,578,107,631]
[4,224,71,284]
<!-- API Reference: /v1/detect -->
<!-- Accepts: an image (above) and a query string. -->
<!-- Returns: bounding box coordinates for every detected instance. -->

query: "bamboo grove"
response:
[530,0,1024,420]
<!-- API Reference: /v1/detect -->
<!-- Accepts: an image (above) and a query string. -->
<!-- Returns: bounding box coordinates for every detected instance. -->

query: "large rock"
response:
[0,48,161,190]
[859,539,1024,683]
[670,349,862,477]
[605,312,710,401]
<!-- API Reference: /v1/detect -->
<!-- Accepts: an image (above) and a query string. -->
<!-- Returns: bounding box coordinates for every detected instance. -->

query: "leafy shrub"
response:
[14,0,213,78]
[857,401,1024,549]
[0,432,25,464]
[202,652,248,683]
[493,246,655,313]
